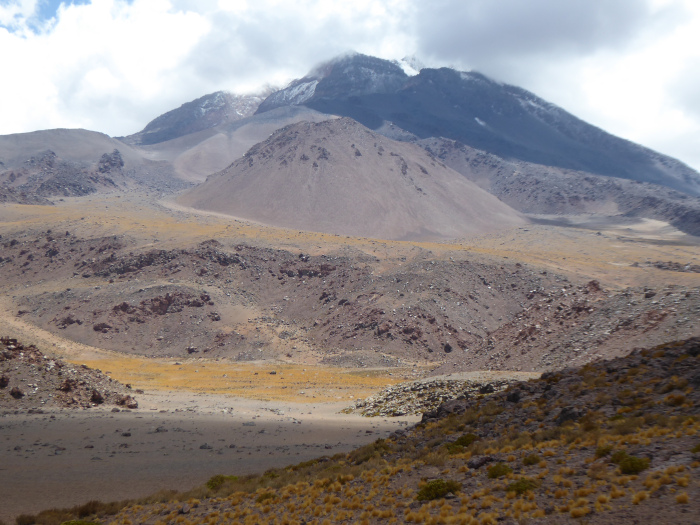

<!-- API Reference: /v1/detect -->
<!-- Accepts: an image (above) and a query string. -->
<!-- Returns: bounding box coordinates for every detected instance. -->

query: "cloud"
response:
[0,0,38,29]
[0,0,210,135]
[0,0,414,136]
[0,0,698,173]
[175,0,413,92]
[412,0,681,82]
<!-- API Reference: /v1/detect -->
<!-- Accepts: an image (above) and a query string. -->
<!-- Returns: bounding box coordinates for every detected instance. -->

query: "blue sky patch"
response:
[37,1,90,20]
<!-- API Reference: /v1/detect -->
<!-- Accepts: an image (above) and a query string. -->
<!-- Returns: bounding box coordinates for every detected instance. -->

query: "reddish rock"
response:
[117,395,138,409]
[90,389,104,404]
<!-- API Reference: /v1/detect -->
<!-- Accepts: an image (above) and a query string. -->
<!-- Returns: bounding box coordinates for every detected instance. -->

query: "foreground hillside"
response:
[14,337,700,524]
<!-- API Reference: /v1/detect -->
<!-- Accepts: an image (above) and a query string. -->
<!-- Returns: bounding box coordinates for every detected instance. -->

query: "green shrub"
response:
[15,516,35,525]
[595,445,613,458]
[609,450,649,474]
[610,450,628,465]
[487,463,513,479]
[506,478,538,495]
[415,479,462,501]
[445,433,479,454]
[75,501,102,519]
[619,455,650,475]
[691,443,700,454]
[522,454,541,466]
[206,474,238,491]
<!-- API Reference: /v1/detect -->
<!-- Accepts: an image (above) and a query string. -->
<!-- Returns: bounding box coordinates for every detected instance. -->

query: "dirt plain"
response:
[1,187,699,522]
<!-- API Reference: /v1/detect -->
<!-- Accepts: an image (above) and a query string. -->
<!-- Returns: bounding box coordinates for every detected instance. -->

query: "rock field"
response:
[0,336,137,411]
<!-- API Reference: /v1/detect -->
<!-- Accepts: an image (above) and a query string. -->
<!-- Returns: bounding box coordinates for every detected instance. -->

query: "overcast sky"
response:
[1,0,699,172]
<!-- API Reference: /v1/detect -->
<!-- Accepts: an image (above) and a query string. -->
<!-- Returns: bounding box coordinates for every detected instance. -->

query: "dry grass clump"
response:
[522,453,541,466]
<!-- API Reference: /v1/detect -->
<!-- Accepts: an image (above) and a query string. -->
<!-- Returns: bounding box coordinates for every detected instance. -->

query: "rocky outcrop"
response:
[345,377,518,417]
[0,336,136,411]
[97,149,124,173]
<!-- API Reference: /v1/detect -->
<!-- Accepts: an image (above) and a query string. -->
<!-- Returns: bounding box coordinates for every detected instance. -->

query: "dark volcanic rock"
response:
[9,386,24,399]
[98,149,124,173]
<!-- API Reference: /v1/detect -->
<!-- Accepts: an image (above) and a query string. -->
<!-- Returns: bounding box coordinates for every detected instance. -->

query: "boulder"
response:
[9,386,24,399]
[90,390,104,404]
[467,455,494,469]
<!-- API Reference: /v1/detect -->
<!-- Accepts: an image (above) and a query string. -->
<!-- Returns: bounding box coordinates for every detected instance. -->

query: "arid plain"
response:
[1,186,699,521]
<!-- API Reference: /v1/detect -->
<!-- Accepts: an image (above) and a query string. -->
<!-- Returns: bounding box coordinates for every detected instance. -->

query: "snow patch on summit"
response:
[393,56,425,76]
[266,80,318,107]
[513,92,564,121]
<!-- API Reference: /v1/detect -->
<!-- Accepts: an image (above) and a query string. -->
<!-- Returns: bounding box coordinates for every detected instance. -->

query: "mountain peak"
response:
[257,54,408,113]
[392,55,426,76]
[121,90,270,146]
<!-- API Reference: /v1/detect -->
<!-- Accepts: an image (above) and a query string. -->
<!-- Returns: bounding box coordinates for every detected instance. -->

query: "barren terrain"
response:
[178,118,525,240]
[1,185,699,523]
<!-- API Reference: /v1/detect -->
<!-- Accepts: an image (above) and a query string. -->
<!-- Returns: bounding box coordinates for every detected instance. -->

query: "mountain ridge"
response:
[255,54,700,196]
[120,90,271,146]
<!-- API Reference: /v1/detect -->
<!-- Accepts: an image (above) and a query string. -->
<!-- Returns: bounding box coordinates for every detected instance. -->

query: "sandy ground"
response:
[0,390,418,521]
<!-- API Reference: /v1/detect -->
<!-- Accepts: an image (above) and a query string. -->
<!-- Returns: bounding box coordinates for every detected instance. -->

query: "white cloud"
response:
[0,0,38,29]
[0,0,210,135]
[0,0,699,173]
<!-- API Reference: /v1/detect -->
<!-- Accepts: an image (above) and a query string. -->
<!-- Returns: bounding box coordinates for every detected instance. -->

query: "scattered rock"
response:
[90,390,105,404]
[467,455,494,469]
[10,386,24,399]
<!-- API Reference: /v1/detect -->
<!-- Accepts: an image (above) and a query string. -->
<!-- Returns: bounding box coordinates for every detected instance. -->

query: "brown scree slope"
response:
[178,118,526,241]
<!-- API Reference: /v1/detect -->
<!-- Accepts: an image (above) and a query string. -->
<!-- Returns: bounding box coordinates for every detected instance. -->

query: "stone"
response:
[555,406,581,426]
[117,395,138,409]
[479,384,495,394]
[506,390,521,403]
[9,386,24,399]
[90,389,104,404]
[467,455,494,469]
